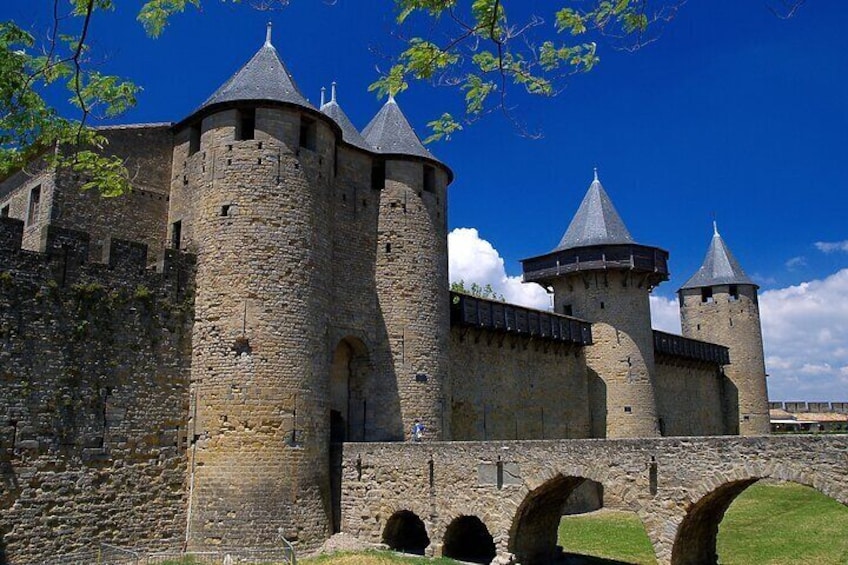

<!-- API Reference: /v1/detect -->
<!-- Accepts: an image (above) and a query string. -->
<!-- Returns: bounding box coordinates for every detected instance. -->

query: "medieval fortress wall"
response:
[0,218,193,562]
[0,30,791,563]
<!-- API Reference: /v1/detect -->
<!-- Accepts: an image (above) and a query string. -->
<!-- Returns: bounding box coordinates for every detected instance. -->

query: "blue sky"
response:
[5,1,848,400]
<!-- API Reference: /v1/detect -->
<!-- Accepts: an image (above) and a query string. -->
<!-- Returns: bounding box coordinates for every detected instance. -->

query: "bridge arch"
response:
[382,510,430,555]
[442,515,497,564]
[671,468,848,565]
[508,468,638,565]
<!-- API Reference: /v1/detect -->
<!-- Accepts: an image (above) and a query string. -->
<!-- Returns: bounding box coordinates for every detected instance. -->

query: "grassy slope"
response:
[557,482,848,565]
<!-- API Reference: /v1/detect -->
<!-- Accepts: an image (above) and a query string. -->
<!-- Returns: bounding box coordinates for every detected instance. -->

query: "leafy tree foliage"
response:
[451,280,505,302]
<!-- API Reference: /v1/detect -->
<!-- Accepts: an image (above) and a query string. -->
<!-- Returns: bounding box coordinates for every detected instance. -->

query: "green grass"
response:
[716,482,848,564]
[556,482,848,565]
[558,510,657,564]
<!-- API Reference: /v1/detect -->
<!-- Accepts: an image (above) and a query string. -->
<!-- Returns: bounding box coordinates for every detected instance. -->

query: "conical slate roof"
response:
[195,25,314,115]
[555,171,635,250]
[320,85,372,151]
[680,223,755,289]
[362,96,438,161]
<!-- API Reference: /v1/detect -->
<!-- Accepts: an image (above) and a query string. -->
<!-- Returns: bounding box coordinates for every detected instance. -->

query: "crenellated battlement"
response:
[0,217,194,296]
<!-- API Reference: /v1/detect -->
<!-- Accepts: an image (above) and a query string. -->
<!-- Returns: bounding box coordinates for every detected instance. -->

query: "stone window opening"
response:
[220,204,232,217]
[299,116,317,151]
[171,220,182,250]
[563,304,573,316]
[371,160,386,190]
[236,108,256,141]
[624,406,632,413]
[729,285,739,301]
[701,287,714,303]
[26,185,41,226]
[0,204,9,218]
[189,124,201,155]
[423,164,436,193]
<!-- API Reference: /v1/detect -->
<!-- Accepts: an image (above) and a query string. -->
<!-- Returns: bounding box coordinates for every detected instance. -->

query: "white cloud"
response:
[814,240,848,253]
[650,295,681,334]
[448,228,848,401]
[784,256,807,270]
[448,228,550,310]
[760,269,848,401]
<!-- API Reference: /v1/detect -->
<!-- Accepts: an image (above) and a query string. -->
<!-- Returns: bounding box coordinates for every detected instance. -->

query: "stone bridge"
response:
[340,435,848,565]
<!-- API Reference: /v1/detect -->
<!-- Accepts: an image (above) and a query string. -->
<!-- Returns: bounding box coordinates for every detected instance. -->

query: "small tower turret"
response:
[678,223,769,435]
[364,95,453,440]
[522,171,668,438]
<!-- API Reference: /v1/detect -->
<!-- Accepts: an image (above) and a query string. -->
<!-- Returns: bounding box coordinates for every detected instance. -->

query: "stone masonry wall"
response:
[449,328,591,440]
[0,218,194,564]
[680,285,769,435]
[654,360,728,436]
[375,160,451,440]
[181,106,335,550]
[552,271,660,438]
[49,125,173,263]
[0,161,56,252]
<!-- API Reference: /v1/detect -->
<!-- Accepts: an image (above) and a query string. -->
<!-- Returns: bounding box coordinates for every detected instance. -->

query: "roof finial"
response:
[331,81,337,103]
[320,86,326,107]
[265,22,273,46]
[388,92,396,104]
[593,167,599,182]
[713,220,719,236]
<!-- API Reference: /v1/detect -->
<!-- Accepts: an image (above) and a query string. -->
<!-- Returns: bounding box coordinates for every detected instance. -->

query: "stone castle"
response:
[0,27,772,562]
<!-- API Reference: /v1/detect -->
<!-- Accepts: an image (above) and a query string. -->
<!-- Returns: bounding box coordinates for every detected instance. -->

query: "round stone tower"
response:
[363,95,453,440]
[678,223,769,435]
[522,171,668,438]
[168,27,339,548]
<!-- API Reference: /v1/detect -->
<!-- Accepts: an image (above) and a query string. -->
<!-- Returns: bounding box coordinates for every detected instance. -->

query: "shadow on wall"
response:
[588,371,607,439]
[382,510,430,555]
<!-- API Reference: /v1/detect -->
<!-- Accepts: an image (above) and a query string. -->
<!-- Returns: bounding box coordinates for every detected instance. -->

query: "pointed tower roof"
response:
[189,23,314,119]
[555,169,635,251]
[680,223,756,289]
[320,83,372,152]
[362,96,438,161]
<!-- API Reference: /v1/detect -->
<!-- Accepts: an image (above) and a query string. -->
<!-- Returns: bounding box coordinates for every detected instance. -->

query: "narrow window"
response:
[299,116,317,150]
[701,287,714,303]
[236,108,256,141]
[563,304,573,316]
[371,160,386,190]
[423,164,436,193]
[189,124,201,155]
[624,406,632,413]
[171,220,182,250]
[220,205,231,217]
[0,204,9,218]
[27,185,41,226]
[729,285,739,301]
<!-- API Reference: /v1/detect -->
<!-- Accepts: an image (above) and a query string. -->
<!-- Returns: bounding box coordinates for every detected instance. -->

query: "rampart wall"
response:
[654,360,728,436]
[0,218,194,563]
[449,328,591,440]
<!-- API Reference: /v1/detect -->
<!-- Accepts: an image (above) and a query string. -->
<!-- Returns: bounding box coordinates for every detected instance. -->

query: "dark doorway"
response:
[383,510,430,555]
[443,515,497,564]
